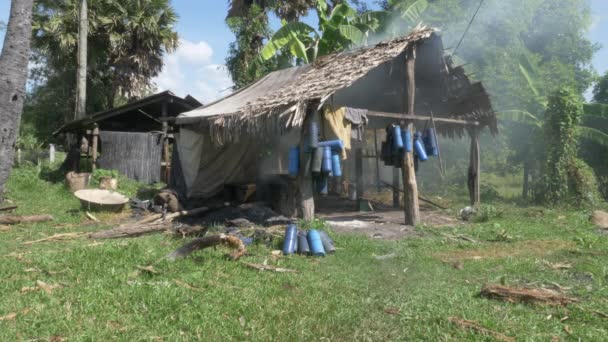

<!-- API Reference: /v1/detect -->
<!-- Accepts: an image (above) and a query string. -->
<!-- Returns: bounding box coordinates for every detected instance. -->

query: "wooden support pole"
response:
[298,110,316,221]
[392,168,400,208]
[161,101,170,183]
[402,49,420,225]
[468,129,481,206]
[91,124,99,172]
[374,129,381,193]
[355,147,364,211]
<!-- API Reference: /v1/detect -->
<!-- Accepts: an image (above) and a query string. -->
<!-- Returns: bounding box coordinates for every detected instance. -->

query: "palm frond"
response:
[579,126,608,147]
[498,110,542,128]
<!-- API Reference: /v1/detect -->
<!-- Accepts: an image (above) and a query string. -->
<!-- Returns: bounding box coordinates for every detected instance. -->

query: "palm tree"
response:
[32,0,178,110]
[0,0,35,200]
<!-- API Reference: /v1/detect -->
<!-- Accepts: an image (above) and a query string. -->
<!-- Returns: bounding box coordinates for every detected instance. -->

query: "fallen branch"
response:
[90,221,173,239]
[443,233,478,243]
[448,317,514,342]
[85,212,99,222]
[0,214,54,225]
[166,234,246,261]
[242,263,297,273]
[0,205,17,212]
[22,232,87,245]
[480,284,578,306]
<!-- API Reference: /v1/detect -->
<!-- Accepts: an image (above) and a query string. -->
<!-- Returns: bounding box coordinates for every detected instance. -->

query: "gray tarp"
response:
[175,128,299,198]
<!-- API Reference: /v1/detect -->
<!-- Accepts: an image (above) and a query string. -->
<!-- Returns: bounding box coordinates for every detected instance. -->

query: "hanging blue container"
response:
[311,147,323,174]
[331,152,342,177]
[321,146,332,173]
[414,132,428,161]
[424,128,439,156]
[288,146,300,176]
[319,140,344,152]
[392,125,404,150]
[316,174,329,195]
[307,230,326,256]
[402,128,413,153]
[297,230,310,255]
[319,231,335,254]
[309,121,319,148]
[282,224,298,255]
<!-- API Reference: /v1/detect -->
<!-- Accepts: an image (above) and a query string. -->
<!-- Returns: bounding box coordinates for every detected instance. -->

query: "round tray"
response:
[74,189,129,212]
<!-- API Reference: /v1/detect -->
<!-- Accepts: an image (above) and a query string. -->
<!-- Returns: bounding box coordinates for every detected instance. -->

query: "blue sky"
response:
[0,0,606,103]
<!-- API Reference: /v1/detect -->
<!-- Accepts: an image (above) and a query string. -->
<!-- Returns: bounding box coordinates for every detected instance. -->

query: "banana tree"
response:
[499,58,608,198]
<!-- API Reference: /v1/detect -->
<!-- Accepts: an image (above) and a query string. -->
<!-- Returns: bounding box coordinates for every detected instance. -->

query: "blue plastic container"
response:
[331,152,342,177]
[414,132,428,161]
[322,146,332,173]
[424,128,439,156]
[311,147,323,174]
[307,230,326,256]
[318,140,344,152]
[316,175,329,195]
[282,224,298,255]
[288,146,300,176]
[402,128,412,153]
[297,230,310,255]
[310,121,319,148]
[319,231,335,254]
[392,125,404,150]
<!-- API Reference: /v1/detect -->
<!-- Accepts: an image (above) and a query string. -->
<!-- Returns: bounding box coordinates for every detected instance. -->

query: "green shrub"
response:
[472,204,502,223]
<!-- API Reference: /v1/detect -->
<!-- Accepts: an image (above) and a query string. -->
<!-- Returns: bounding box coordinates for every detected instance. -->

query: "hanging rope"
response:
[451,0,485,57]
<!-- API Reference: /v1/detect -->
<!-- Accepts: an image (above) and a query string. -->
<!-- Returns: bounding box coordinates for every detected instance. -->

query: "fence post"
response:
[49,144,55,163]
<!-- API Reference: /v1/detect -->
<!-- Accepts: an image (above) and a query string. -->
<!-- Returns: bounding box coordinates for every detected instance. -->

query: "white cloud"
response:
[154,39,233,104]
[591,15,601,31]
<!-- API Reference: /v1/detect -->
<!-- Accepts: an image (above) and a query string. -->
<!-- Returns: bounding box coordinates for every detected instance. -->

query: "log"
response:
[165,234,246,261]
[0,215,53,225]
[0,205,17,212]
[90,221,173,239]
[132,206,209,225]
[91,125,99,172]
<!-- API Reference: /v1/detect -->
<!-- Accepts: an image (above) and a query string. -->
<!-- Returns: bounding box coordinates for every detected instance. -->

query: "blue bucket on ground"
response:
[297,230,310,255]
[322,146,332,173]
[392,125,403,150]
[402,128,412,153]
[424,128,438,156]
[331,152,342,177]
[307,230,326,256]
[414,132,428,161]
[319,231,335,254]
[288,146,300,176]
[283,224,298,255]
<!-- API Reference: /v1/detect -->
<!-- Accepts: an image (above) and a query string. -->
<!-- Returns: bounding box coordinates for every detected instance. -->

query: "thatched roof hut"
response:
[173,27,496,224]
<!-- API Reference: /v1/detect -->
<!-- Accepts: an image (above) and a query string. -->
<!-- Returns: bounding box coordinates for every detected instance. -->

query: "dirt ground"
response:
[316,195,462,240]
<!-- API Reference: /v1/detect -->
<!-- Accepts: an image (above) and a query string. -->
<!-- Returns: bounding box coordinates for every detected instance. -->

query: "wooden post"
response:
[91,124,99,172]
[298,110,316,221]
[161,101,170,183]
[392,168,400,208]
[468,129,480,206]
[374,129,381,193]
[49,144,55,163]
[402,49,420,225]
[355,147,364,211]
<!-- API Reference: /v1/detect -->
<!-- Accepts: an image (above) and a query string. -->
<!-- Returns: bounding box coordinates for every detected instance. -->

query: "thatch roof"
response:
[177,27,496,143]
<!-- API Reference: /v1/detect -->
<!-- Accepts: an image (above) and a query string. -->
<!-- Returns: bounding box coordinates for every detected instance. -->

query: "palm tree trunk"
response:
[75,0,88,120]
[0,0,35,201]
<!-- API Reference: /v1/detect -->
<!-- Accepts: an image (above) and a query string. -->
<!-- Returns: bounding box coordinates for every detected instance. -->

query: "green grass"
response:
[1,165,608,341]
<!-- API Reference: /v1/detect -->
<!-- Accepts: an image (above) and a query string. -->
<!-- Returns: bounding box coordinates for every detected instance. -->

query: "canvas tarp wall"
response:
[98,131,162,183]
[175,128,300,198]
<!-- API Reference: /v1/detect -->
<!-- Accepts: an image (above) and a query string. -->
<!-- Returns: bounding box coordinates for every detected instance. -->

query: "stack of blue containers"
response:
[282,224,335,256]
